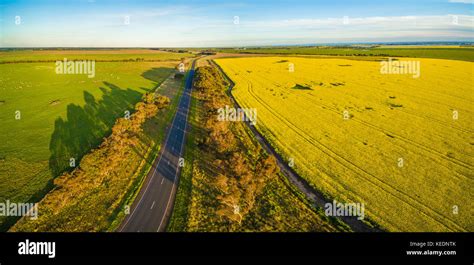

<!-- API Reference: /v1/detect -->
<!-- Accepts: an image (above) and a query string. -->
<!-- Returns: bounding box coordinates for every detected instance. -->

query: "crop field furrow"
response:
[256,66,474,169]
[248,69,471,180]
[303,92,474,165]
[306,93,473,170]
[341,79,474,134]
[240,80,349,196]
[255,63,473,173]
[216,57,473,231]
[391,108,473,135]
[299,95,473,183]
[355,119,473,168]
[258,115,464,231]
[302,74,474,137]
[244,78,465,231]
[259,59,474,137]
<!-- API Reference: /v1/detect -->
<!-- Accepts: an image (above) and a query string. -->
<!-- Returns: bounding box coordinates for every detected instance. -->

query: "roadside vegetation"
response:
[168,66,341,232]
[11,89,172,231]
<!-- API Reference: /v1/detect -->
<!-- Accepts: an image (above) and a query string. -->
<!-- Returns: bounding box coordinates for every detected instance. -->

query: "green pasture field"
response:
[0,49,192,230]
[0,49,193,63]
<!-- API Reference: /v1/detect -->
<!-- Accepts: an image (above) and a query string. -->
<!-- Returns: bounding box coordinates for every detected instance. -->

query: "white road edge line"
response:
[119,69,187,232]
[156,63,194,232]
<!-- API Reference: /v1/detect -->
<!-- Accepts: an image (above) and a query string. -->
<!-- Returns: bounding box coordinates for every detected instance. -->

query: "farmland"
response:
[0,49,193,230]
[215,56,473,232]
[213,46,474,62]
[0,49,193,63]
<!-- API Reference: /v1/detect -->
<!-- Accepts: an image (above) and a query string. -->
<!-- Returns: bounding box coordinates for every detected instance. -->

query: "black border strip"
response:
[0,232,471,262]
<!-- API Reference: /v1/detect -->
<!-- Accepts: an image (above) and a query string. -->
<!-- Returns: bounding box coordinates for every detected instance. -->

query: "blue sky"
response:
[0,0,473,47]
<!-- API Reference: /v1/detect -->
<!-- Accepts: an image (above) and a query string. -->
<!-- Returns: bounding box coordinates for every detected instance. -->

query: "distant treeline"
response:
[0,58,178,64]
[0,47,182,51]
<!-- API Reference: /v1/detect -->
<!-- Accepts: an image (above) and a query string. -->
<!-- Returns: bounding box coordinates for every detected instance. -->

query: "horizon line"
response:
[1,40,474,50]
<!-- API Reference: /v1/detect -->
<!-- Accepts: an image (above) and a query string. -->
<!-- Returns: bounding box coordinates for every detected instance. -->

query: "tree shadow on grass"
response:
[48,82,142,176]
[141,67,174,84]
[140,67,174,92]
[48,67,174,177]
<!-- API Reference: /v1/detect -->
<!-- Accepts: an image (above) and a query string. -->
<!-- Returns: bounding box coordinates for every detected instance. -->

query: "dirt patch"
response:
[388,102,403,108]
[330,82,345,87]
[49,100,61,106]
[292,84,312,90]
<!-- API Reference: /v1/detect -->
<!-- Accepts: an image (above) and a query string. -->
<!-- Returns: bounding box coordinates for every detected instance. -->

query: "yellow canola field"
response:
[215,57,473,232]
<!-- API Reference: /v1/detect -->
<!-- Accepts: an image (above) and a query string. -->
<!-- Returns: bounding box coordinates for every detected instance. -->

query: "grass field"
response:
[215,56,473,232]
[11,74,184,232]
[0,49,193,63]
[0,50,192,230]
[214,46,474,62]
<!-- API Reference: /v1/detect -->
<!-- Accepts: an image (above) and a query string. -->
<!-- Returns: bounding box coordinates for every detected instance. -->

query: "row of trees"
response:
[55,92,170,186]
[193,66,279,224]
[12,92,170,231]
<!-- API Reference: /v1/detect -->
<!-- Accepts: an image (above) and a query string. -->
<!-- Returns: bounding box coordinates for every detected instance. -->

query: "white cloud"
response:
[246,15,474,29]
[3,13,473,47]
[449,0,473,4]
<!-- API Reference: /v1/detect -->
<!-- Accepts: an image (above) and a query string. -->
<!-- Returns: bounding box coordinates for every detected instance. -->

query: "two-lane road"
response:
[119,61,195,232]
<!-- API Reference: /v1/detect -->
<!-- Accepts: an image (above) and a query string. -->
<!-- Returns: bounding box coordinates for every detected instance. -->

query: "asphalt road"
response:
[119,61,195,232]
